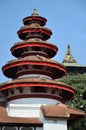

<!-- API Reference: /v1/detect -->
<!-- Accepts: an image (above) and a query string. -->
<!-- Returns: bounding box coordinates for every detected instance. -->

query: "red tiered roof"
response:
[1,9,75,103]
[11,39,58,58]
[17,25,52,40]
[2,55,66,79]
[0,77,75,102]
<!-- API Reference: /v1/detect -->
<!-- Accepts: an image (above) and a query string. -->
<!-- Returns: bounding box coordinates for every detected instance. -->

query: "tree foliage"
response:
[57,74,86,130]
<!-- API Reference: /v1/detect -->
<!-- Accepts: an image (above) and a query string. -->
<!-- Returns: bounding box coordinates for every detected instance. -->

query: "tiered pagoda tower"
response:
[0,9,85,130]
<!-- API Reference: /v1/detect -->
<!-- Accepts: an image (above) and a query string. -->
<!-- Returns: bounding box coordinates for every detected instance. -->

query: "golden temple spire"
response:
[67,44,71,55]
[62,44,77,63]
[31,8,38,16]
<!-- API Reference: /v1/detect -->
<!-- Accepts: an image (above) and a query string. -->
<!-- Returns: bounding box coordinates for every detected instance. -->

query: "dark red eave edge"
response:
[2,61,66,74]
[11,42,58,53]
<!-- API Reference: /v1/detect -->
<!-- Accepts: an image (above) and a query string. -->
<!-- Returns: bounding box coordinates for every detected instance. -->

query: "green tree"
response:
[57,74,86,130]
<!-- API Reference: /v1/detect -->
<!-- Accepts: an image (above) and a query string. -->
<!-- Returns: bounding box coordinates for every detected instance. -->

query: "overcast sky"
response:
[0,0,86,82]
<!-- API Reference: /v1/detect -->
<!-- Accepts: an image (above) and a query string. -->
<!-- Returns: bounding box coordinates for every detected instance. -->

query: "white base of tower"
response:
[7,98,67,130]
[7,103,42,118]
[43,119,67,130]
[7,98,60,118]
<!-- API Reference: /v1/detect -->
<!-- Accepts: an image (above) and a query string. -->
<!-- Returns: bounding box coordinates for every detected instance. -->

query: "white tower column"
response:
[43,119,67,130]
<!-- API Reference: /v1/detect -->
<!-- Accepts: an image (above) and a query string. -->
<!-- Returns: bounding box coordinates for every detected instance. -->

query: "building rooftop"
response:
[62,45,86,74]
[0,104,85,126]
[0,106,42,125]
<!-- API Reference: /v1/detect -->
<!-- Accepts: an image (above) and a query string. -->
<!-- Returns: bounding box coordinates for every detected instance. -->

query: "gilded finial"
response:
[67,44,71,55]
[62,44,77,63]
[32,8,38,16]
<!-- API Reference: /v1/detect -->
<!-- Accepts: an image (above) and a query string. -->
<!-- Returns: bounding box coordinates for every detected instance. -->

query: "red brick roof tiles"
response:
[13,38,56,47]
[0,106,42,124]
[0,77,72,88]
[6,55,66,71]
[0,104,85,125]
[41,104,85,118]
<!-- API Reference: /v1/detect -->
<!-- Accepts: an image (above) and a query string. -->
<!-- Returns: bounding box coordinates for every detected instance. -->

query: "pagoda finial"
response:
[67,44,71,55]
[31,8,38,16]
[62,44,77,63]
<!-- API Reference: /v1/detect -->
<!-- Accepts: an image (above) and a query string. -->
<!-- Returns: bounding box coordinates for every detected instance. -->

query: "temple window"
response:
[3,126,17,130]
[21,127,33,130]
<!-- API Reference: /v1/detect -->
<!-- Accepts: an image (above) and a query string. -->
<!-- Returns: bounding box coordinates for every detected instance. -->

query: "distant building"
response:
[62,45,86,75]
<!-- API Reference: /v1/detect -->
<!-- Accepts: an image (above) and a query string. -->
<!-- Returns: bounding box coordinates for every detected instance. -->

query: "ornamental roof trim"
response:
[63,63,86,67]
